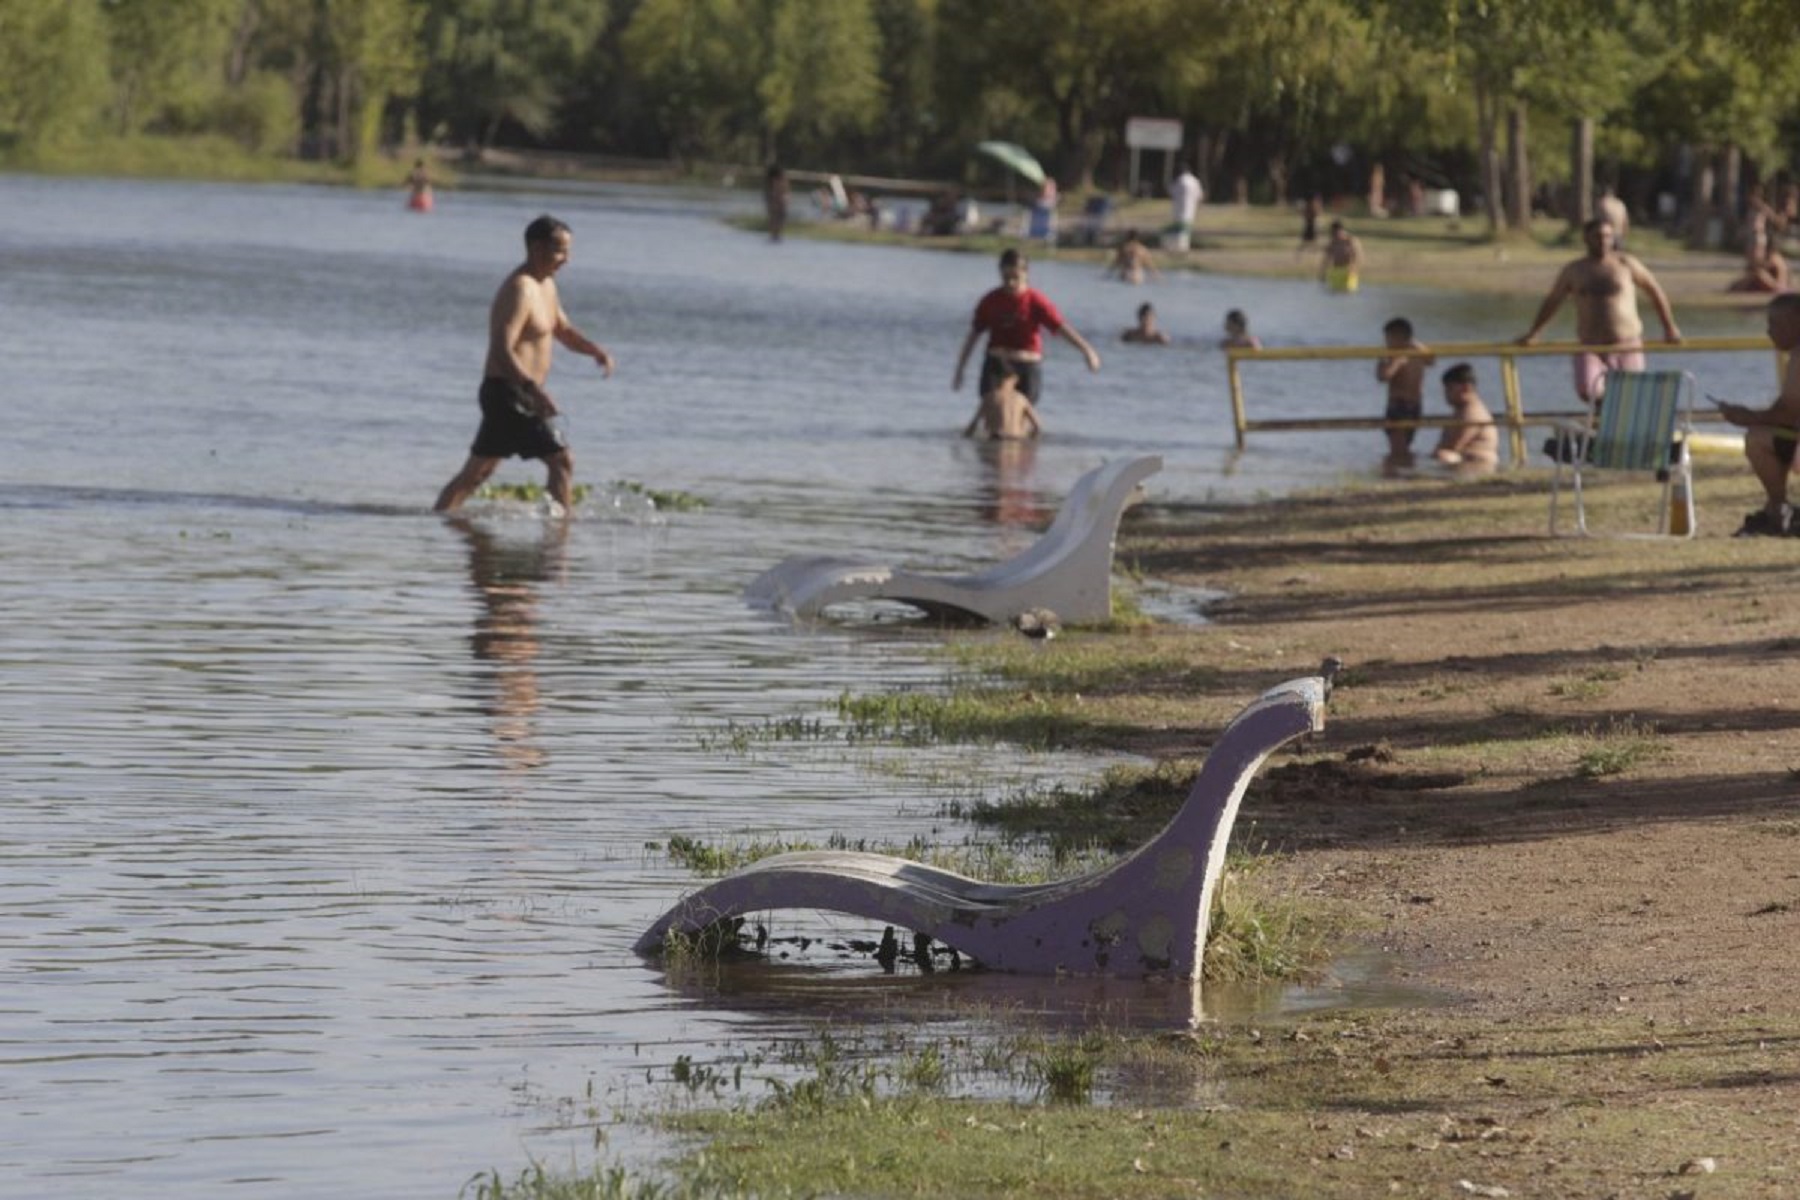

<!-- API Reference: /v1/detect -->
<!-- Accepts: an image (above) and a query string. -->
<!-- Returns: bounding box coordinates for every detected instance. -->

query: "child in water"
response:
[1375,316,1434,462]
[962,359,1043,441]
[1121,302,1171,344]
[1219,309,1261,350]
[1433,362,1499,469]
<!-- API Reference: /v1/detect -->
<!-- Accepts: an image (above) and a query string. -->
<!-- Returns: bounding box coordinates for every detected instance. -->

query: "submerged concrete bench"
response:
[744,455,1161,624]
[636,674,1325,978]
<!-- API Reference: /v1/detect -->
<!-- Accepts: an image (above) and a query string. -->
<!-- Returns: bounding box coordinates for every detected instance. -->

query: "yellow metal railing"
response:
[1225,336,1778,465]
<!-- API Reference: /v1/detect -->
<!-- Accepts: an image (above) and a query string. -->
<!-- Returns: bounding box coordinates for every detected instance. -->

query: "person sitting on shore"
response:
[1375,316,1435,463]
[1432,363,1499,469]
[1104,229,1161,285]
[962,359,1043,441]
[1219,309,1261,350]
[1729,242,1791,294]
[1121,302,1170,345]
[1717,293,1800,536]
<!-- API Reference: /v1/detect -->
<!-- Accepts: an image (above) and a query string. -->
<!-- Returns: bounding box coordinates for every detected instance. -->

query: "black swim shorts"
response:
[1777,431,1799,467]
[471,378,567,460]
[979,356,1043,404]
[1383,397,1423,422]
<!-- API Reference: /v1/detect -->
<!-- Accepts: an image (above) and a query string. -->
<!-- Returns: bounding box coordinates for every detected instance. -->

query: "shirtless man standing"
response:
[434,215,615,514]
[1717,293,1800,536]
[1516,217,1681,409]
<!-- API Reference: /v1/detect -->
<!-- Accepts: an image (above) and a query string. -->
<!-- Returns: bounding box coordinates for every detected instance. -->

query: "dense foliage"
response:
[3,0,1796,228]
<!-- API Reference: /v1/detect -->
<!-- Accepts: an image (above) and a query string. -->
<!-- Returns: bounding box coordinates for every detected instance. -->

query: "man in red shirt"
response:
[951,249,1101,414]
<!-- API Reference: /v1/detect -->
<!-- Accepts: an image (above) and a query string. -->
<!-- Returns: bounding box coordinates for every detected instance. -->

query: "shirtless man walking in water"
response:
[1516,217,1681,408]
[434,215,615,514]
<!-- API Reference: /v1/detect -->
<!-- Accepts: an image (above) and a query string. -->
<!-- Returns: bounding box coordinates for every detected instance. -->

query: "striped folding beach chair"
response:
[1549,369,1697,538]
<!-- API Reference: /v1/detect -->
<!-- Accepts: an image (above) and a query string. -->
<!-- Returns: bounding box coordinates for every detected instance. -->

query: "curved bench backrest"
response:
[963,456,1161,587]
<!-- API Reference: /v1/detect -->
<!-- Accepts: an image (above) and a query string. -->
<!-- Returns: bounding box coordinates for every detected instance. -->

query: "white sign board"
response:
[1125,117,1183,152]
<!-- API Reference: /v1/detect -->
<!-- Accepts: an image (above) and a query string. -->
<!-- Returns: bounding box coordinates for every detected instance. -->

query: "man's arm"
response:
[1627,258,1682,342]
[1517,270,1572,343]
[554,307,615,376]
[1056,324,1102,372]
[1720,357,1800,427]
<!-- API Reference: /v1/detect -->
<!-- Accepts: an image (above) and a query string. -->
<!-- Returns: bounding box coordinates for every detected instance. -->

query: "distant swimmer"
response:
[1319,221,1362,292]
[1104,229,1161,285]
[1219,308,1261,350]
[952,248,1100,412]
[1121,302,1170,345]
[434,215,615,515]
[1516,216,1680,413]
[406,158,433,213]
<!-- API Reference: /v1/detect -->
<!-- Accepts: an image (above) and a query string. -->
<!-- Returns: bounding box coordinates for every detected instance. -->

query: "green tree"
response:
[100,0,239,134]
[322,0,426,169]
[0,0,109,145]
[935,0,1177,187]
[420,0,607,147]
[623,0,881,162]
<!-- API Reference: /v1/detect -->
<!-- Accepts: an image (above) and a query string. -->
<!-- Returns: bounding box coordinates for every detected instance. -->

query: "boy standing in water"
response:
[952,248,1101,408]
[1375,316,1434,462]
[962,359,1043,440]
[1121,302,1170,345]
[434,215,616,515]
[1220,309,1260,350]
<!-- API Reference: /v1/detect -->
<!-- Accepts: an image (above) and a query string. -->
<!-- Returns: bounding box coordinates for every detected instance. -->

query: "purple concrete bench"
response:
[743,456,1161,625]
[636,675,1325,978]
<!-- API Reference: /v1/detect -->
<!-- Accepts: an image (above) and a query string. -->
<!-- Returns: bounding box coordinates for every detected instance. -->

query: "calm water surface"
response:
[0,176,1774,1197]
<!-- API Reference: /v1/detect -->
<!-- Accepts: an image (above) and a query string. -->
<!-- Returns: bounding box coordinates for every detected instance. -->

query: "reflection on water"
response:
[971,438,1050,529]
[455,516,567,777]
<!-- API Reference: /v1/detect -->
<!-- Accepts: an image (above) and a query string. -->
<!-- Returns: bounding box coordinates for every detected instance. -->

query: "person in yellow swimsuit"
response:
[1319,221,1363,292]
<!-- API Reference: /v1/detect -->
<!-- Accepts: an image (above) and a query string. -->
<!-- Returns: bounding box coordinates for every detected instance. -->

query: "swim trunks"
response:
[1572,342,1645,404]
[470,377,567,460]
[1326,265,1359,293]
[979,356,1043,405]
[1384,397,1423,447]
[1776,429,1799,467]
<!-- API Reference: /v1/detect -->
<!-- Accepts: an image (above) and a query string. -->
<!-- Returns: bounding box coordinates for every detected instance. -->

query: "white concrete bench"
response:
[636,674,1325,978]
[744,455,1161,624]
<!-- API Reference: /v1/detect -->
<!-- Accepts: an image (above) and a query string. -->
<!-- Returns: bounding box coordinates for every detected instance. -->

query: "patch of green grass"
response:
[2,133,350,183]
[835,687,1082,748]
[476,482,594,505]
[951,759,1200,853]
[1573,718,1667,778]
[460,1161,673,1200]
[1204,854,1341,983]
[614,479,706,511]
[1030,1036,1102,1104]
[661,833,818,876]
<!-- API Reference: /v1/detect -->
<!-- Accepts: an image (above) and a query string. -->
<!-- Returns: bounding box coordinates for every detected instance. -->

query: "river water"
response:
[0,175,1774,1198]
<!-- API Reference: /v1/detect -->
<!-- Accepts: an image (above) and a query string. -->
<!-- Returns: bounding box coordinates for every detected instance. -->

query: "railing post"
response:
[1228,354,1247,451]
[1499,353,1526,467]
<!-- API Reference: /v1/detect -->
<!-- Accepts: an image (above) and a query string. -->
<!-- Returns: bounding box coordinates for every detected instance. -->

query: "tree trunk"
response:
[1475,81,1502,237]
[1721,143,1742,248]
[1504,102,1531,232]
[1570,116,1594,229]
[1686,150,1715,248]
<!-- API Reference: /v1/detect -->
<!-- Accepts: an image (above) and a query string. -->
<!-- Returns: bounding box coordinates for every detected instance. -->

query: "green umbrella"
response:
[976,140,1047,188]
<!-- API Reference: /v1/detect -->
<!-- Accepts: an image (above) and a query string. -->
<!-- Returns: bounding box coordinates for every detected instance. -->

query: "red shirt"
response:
[971,285,1064,355]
